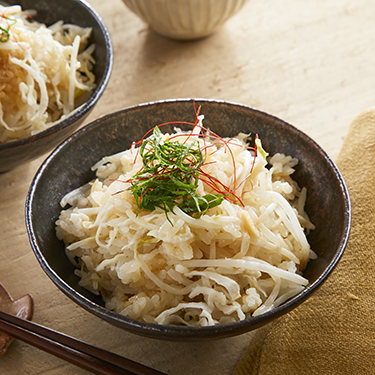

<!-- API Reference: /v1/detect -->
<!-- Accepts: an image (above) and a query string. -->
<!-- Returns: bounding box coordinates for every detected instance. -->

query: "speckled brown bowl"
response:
[0,0,113,173]
[26,99,351,341]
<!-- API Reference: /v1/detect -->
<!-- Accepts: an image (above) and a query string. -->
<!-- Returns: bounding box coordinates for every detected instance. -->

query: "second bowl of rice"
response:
[0,0,113,173]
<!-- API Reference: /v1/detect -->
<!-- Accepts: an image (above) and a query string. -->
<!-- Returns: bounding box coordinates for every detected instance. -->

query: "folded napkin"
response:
[233,107,375,375]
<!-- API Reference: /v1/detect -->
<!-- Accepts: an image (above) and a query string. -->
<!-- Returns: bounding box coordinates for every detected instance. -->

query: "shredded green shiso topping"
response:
[129,126,224,220]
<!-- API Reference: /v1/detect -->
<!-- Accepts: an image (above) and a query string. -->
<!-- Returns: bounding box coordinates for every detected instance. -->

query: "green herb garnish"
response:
[0,16,16,43]
[0,25,10,43]
[129,126,224,220]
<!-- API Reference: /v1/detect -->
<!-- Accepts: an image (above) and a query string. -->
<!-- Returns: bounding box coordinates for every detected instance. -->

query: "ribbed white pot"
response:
[122,0,249,40]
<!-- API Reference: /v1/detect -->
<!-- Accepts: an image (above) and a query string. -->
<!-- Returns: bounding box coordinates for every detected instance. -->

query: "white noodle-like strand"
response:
[56,128,315,326]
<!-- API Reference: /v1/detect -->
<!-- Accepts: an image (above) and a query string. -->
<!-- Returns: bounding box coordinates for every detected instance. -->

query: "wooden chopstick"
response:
[0,310,166,375]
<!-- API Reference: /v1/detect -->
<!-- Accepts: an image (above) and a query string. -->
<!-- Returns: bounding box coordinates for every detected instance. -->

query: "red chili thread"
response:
[0,11,30,50]
[114,103,260,207]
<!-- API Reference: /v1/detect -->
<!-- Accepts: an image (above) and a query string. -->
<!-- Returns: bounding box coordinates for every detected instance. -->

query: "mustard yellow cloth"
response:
[233,108,375,375]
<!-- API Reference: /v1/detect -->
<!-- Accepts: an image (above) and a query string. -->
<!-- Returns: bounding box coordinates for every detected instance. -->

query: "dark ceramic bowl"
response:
[0,0,113,173]
[26,99,351,341]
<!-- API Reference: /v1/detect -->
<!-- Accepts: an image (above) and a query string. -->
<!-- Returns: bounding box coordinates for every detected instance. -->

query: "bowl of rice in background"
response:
[26,99,351,341]
[0,0,113,173]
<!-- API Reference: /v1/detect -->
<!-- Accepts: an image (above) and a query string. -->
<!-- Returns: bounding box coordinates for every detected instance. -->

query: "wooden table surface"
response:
[1,0,374,374]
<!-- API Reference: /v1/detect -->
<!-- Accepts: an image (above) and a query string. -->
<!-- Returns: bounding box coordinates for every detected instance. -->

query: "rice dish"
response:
[0,5,95,144]
[56,115,316,326]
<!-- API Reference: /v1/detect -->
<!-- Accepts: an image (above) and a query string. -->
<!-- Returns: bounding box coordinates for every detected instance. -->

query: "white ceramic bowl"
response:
[122,0,249,40]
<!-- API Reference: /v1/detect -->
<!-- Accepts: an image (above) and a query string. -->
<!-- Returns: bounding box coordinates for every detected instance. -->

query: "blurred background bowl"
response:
[0,0,113,173]
[122,0,250,40]
[26,99,351,341]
